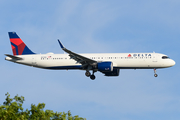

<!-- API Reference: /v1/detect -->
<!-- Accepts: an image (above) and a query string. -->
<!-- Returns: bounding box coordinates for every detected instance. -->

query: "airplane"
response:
[5,32,175,80]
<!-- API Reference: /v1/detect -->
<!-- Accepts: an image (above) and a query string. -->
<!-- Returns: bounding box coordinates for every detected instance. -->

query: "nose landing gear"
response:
[154,69,158,77]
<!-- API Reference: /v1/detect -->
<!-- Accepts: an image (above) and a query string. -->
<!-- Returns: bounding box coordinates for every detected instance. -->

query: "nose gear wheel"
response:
[154,69,158,77]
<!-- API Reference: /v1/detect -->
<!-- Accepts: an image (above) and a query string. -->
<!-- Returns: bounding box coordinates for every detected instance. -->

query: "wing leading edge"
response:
[58,40,97,68]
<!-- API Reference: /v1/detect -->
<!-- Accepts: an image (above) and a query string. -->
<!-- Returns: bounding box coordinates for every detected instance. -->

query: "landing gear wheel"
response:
[90,75,96,80]
[85,71,91,77]
[154,69,158,77]
[154,74,158,77]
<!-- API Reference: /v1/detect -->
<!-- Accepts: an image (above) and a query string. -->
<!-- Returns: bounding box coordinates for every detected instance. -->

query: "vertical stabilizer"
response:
[8,32,35,55]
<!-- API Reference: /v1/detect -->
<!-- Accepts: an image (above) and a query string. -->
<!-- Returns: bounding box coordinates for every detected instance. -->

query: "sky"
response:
[0,0,180,119]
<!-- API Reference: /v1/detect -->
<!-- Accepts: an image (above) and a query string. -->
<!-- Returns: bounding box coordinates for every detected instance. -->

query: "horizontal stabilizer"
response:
[5,54,23,60]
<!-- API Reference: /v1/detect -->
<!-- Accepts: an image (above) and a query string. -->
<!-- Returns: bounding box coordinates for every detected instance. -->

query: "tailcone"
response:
[5,56,12,61]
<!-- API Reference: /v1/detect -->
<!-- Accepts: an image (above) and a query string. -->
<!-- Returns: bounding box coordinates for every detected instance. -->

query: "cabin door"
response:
[32,56,37,66]
[152,53,157,62]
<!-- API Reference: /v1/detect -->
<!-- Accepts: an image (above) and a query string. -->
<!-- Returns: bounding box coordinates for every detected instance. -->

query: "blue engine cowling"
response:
[97,62,113,72]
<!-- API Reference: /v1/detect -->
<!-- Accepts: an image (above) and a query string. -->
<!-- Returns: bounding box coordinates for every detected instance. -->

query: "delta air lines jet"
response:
[5,32,175,80]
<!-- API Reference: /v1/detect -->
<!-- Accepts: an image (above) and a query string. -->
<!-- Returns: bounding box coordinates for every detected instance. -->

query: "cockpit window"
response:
[162,56,169,59]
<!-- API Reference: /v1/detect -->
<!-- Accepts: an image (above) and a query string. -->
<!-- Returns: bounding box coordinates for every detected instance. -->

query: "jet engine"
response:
[103,69,120,76]
[97,62,113,72]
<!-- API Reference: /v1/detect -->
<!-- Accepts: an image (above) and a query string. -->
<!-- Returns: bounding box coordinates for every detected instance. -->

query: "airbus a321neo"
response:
[5,32,176,80]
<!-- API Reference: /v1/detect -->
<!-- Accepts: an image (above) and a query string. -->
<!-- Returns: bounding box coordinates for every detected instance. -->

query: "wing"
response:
[58,40,97,68]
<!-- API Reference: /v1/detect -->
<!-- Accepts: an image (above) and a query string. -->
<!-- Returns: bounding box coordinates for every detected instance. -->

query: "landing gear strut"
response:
[154,69,158,77]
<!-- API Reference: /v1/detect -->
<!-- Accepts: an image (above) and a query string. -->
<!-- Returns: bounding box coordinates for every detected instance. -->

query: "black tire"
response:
[154,74,158,77]
[90,75,96,80]
[85,71,91,77]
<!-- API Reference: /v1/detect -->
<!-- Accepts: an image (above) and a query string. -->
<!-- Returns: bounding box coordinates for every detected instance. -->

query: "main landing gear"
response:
[154,69,158,77]
[85,71,96,80]
[85,71,91,77]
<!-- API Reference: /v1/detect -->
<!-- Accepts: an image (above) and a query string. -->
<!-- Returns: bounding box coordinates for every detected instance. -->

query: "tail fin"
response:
[8,32,35,55]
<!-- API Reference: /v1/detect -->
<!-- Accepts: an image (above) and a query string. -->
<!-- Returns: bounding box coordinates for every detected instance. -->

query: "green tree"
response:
[0,93,86,120]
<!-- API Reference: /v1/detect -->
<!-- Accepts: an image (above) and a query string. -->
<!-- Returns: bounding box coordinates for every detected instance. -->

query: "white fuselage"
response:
[5,53,175,70]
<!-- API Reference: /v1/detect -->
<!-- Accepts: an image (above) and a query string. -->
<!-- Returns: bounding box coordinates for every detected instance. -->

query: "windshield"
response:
[162,56,169,59]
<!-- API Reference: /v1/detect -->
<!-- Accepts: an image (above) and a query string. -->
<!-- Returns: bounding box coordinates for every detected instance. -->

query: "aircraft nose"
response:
[170,59,176,66]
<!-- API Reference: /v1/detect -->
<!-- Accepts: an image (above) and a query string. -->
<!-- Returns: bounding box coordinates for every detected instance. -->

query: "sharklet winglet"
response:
[58,40,65,49]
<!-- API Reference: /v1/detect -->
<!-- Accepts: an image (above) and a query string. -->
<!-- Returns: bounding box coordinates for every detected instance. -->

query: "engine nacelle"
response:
[97,62,113,72]
[104,69,120,76]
